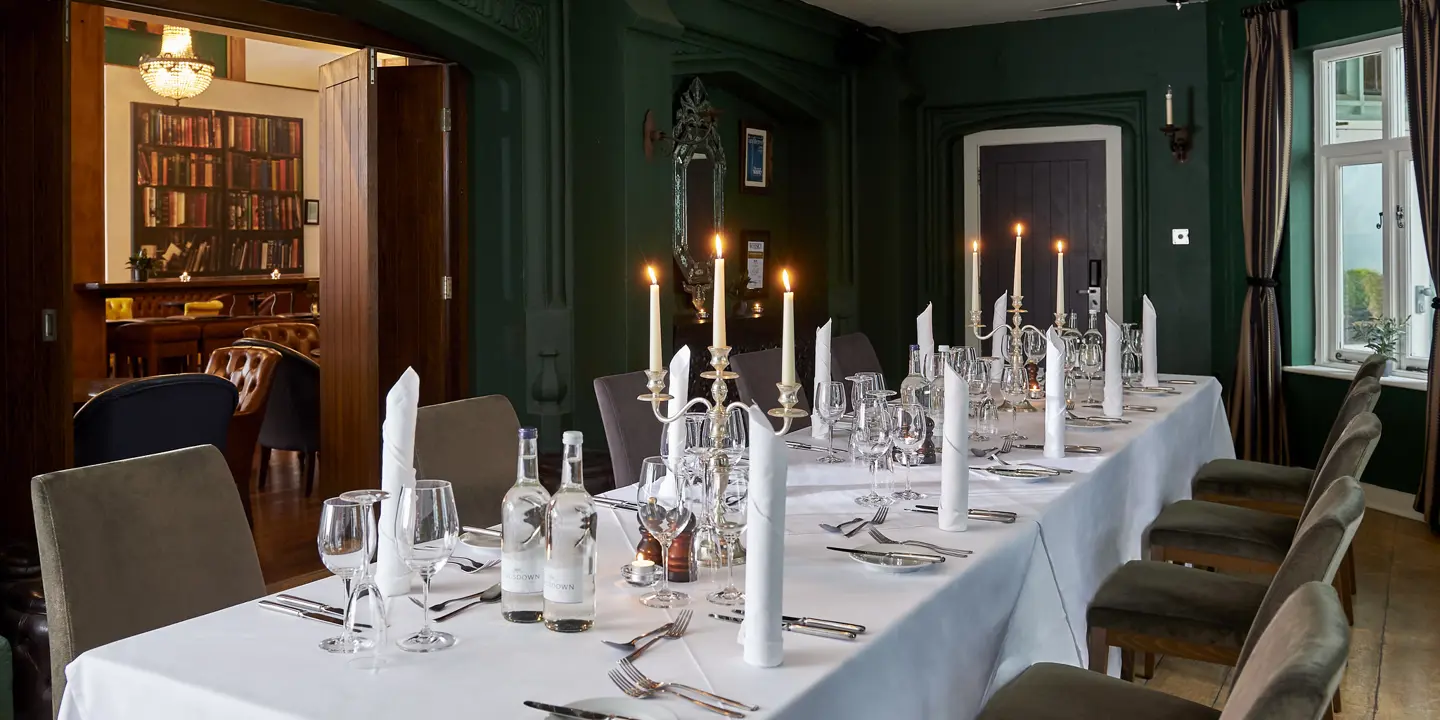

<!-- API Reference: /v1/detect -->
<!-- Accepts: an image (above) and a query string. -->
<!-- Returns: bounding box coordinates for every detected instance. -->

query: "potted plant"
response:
[1352,314,1410,375]
[126,252,158,283]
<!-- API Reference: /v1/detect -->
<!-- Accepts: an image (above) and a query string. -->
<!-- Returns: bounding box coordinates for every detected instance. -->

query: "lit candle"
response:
[1055,240,1066,317]
[1166,85,1174,126]
[647,266,662,372]
[1012,223,1024,298]
[971,240,981,314]
[712,234,726,347]
[781,270,796,385]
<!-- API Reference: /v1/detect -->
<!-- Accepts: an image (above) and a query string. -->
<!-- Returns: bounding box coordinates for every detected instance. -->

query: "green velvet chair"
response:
[1085,475,1362,705]
[414,395,521,528]
[1192,355,1384,514]
[978,582,1349,720]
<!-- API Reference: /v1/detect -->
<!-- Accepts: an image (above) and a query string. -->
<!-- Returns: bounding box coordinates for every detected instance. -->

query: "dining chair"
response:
[204,346,282,526]
[233,338,320,495]
[199,317,265,357]
[1085,475,1363,713]
[978,581,1348,720]
[32,445,265,717]
[103,298,132,321]
[730,348,811,432]
[112,319,202,377]
[73,373,238,468]
[256,291,294,316]
[243,321,319,356]
[1192,354,1386,515]
[414,395,520,527]
[594,370,664,489]
[830,332,883,383]
[182,300,224,317]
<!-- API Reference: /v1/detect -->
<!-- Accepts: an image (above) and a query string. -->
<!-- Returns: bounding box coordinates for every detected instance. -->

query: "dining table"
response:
[56,375,1232,720]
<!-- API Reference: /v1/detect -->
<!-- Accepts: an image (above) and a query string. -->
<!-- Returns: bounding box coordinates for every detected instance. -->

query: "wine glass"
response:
[890,403,927,500]
[1000,365,1029,439]
[1021,327,1047,368]
[815,381,847,464]
[394,480,460,652]
[317,498,368,653]
[1079,337,1104,402]
[845,373,876,417]
[951,345,978,376]
[705,409,747,461]
[864,371,896,401]
[637,457,693,608]
[660,412,708,469]
[853,397,895,507]
[337,489,389,668]
[706,463,748,606]
[967,362,993,440]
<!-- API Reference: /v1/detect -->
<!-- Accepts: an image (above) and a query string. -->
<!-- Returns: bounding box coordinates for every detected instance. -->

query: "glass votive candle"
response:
[623,559,659,587]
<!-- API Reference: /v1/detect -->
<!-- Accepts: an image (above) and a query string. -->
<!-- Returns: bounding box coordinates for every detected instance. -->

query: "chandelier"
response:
[139,26,215,103]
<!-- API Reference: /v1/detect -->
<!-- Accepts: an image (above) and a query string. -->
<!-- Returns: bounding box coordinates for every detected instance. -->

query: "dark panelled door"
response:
[979,141,1106,324]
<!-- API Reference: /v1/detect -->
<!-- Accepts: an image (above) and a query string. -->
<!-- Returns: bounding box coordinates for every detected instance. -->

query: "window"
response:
[1314,35,1429,374]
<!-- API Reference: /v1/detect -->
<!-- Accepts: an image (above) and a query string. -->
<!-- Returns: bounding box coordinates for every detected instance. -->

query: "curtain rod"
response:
[1242,0,1305,18]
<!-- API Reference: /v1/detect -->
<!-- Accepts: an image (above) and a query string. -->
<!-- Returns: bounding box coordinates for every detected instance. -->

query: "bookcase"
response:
[132,102,304,278]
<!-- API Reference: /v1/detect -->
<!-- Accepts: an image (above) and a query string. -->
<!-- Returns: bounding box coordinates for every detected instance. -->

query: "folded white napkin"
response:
[1142,295,1159,387]
[377,368,420,599]
[938,364,970,532]
[917,303,934,359]
[811,319,832,439]
[742,404,788,667]
[991,292,1009,359]
[665,347,691,474]
[1104,314,1123,417]
[1044,328,1066,459]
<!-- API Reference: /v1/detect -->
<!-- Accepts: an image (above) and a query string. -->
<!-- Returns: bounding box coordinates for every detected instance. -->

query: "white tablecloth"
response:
[59,377,1231,720]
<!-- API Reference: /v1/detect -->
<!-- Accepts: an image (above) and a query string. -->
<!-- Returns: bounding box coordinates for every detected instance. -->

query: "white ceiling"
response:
[801,0,1169,32]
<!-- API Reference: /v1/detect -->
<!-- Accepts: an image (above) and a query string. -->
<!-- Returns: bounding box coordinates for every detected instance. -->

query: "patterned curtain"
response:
[1403,0,1440,532]
[1229,6,1294,464]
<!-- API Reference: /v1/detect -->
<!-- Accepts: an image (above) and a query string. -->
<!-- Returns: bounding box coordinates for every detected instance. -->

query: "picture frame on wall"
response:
[741,122,771,193]
[304,199,320,225]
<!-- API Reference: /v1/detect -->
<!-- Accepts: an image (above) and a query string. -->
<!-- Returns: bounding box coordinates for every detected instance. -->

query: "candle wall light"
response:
[1160,84,1192,163]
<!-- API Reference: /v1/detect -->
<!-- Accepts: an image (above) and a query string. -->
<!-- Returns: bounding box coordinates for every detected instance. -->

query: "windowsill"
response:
[1283,364,1428,391]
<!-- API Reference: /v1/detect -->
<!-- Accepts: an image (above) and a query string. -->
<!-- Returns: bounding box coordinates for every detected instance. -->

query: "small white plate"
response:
[548,698,677,720]
[1065,419,1111,431]
[846,543,944,573]
[458,530,502,554]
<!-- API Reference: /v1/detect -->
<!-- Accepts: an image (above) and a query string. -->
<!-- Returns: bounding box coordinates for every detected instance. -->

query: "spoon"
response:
[432,584,504,622]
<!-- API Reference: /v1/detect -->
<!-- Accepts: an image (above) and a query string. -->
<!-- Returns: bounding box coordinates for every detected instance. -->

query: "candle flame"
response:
[1056,240,1065,253]
[647,265,658,285]
[782,269,791,292]
[636,552,645,563]
[1014,223,1024,236]
[714,233,723,259]
[972,239,979,253]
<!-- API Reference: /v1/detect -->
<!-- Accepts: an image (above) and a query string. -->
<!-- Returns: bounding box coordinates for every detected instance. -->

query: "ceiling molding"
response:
[801,0,1166,32]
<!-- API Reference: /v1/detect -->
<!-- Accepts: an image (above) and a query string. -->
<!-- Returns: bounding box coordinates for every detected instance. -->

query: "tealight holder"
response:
[622,560,660,587]
[638,368,672,403]
[768,382,808,419]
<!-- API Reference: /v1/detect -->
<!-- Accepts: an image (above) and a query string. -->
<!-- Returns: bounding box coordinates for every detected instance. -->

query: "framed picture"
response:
[741,123,771,193]
[304,199,320,225]
[741,230,769,290]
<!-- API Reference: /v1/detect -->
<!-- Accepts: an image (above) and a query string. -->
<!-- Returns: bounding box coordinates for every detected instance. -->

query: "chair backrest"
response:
[32,445,264,714]
[182,300,224,317]
[232,338,320,452]
[415,395,521,527]
[1351,353,1388,391]
[243,322,319,355]
[1238,476,1364,671]
[73,374,238,467]
[1315,376,1381,468]
[1221,582,1350,720]
[831,332,882,383]
[104,297,132,321]
[730,348,811,432]
[594,370,664,489]
[1301,411,1380,519]
[205,346,281,416]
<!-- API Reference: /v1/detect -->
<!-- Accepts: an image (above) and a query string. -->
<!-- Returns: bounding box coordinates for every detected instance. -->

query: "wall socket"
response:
[1172,228,1190,245]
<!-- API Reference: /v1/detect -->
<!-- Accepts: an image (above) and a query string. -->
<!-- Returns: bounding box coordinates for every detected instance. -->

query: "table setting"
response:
[57,234,1234,720]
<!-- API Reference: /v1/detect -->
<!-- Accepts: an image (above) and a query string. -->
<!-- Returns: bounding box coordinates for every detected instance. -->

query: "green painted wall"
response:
[104,26,229,78]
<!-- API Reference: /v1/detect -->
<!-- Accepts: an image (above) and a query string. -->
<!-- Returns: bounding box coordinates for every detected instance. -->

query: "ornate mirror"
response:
[672,78,726,318]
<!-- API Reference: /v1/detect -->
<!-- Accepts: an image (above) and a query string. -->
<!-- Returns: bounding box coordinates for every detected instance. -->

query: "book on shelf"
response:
[137,107,221,148]
[231,237,300,271]
[142,187,214,228]
[226,192,300,231]
[228,155,300,191]
[227,115,302,154]
[136,150,218,187]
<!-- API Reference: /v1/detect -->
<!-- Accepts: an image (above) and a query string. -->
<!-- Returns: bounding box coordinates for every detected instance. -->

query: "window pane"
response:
[1407,161,1433,359]
[1331,53,1384,143]
[1339,162,1385,345]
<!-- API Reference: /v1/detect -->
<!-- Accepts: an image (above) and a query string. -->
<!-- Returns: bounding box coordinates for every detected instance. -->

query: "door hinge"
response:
[442,275,453,300]
[441,108,452,133]
[368,50,376,84]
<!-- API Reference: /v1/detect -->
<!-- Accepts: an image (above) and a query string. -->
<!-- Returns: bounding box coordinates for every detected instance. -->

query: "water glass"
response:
[815,381,847,464]
[317,498,368,653]
[1000,365,1029,439]
[1079,339,1104,401]
[395,480,460,652]
[976,397,999,438]
[890,403,927,500]
[706,464,748,606]
[660,412,709,473]
[853,398,895,507]
[637,457,693,609]
[704,409,747,461]
[337,488,389,668]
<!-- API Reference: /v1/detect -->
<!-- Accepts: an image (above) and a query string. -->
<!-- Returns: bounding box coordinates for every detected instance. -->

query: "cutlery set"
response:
[905,505,1017,525]
[786,440,847,454]
[710,611,858,640]
[819,506,889,538]
[259,596,369,628]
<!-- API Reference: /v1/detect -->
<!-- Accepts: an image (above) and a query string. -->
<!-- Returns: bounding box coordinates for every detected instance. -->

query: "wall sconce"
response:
[1161,84,1192,163]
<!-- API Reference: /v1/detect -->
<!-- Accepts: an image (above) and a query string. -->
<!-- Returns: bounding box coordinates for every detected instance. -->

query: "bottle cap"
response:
[518,427,537,440]
[910,344,919,350]
[562,430,584,445]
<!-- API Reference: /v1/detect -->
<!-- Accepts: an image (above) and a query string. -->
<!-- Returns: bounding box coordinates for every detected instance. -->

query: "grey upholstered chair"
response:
[414,395,521,528]
[1086,476,1363,689]
[978,582,1349,720]
[830,332,883,384]
[1193,355,1385,511]
[595,370,664,489]
[32,446,264,716]
[730,348,811,432]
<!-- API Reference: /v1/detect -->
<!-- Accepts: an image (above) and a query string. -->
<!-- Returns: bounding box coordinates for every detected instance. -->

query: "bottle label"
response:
[501,552,543,594]
[544,566,585,604]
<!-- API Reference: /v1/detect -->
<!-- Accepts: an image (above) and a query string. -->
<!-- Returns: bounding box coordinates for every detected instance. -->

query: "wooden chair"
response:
[205,346,282,525]
[112,320,202,377]
[243,322,318,356]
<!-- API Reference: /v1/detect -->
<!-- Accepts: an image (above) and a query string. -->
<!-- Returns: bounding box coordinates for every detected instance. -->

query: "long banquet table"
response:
[59,376,1232,720]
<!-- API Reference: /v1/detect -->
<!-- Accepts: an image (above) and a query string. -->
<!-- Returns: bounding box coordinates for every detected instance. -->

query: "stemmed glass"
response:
[395,480,460,653]
[865,372,896,401]
[638,457,693,609]
[853,397,895,507]
[337,488,389,666]
[317,498,368,653]
[704,409,747,461]
[1121,323,1142,387]
[814,380,847,464]
[967,362,993,440]
[1000,365,1029,439]
[706,463,748,606]
[890,403,927,500]
[1079,337,1104,402]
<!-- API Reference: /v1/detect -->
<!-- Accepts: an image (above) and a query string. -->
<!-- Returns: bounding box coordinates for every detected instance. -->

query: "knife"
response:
[1012,443,1102,454]
[916,504,1016,517]
[592,497,640,511]
[906,507,1018,523]
[730,609,866,633]
[522,700,641,720]
[1161,378,1197,385]
[1083,403,1157,413]
[259,599,370,628]
[275,594,347,617]
[825,546,945,563]
[461,525,501,537]
[710,612,858,640]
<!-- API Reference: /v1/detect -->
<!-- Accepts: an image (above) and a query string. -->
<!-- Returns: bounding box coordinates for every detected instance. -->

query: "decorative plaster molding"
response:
[446,0,546,57]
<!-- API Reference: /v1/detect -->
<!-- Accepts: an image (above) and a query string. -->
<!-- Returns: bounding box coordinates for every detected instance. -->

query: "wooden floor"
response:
[1141,510,1440,719]
[251,450,326,590]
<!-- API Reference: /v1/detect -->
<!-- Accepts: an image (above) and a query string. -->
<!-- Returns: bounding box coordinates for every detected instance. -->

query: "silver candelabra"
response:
[968,293,1065,412]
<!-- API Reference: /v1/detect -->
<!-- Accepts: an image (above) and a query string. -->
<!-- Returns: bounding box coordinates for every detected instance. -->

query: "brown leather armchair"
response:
[243,322,318,356]
[205,346,281,525]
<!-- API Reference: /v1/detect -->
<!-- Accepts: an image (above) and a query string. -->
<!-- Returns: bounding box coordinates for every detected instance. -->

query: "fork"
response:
[617,659,759,712]
[601,622,674,651]
[868,526,972,557]
[990,437,1069,474]
[607,667,743,717]
[625,610,691,661]
[842,506,889,538]
[408,583,500,612]
[447,557,499,574]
